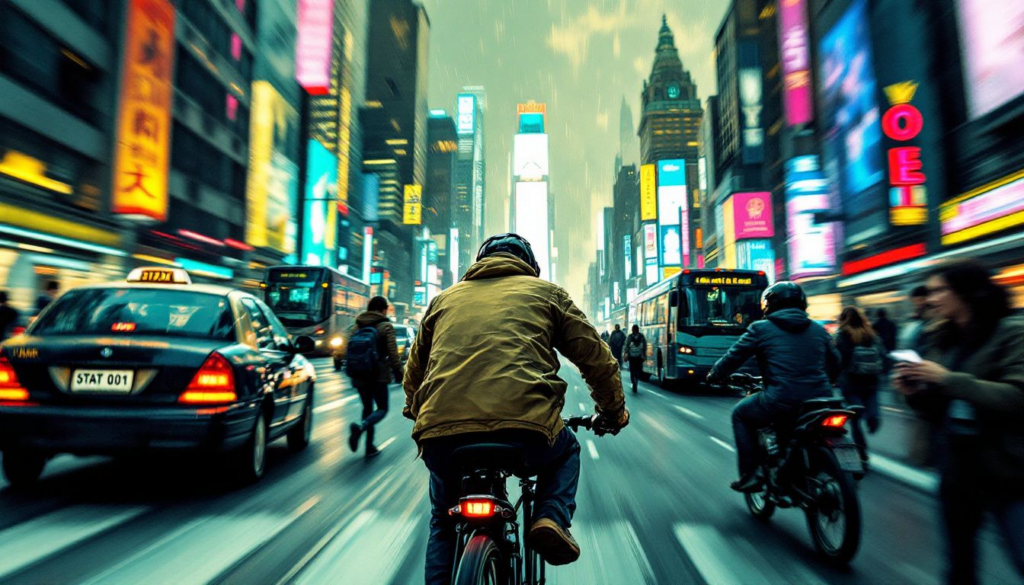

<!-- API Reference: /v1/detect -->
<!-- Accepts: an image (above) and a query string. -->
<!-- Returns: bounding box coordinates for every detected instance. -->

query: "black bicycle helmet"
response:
[761,281,807,314]
[476,233,541,276]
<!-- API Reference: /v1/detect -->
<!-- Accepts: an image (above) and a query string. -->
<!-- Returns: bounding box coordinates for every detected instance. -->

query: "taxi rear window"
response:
[31,289,234,340]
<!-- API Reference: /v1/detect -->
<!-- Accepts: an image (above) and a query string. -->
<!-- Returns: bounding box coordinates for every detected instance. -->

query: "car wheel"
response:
[2,450,46,488]
[288,390,314,452]
[231,414,268,484]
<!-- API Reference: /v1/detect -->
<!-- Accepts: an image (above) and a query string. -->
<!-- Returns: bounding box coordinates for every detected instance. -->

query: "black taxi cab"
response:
[0,267,318,487]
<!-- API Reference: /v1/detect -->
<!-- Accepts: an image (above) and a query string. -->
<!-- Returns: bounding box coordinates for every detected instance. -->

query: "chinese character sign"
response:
[112,0,175,222]
[640,164,657,221]
[403,184,423,225]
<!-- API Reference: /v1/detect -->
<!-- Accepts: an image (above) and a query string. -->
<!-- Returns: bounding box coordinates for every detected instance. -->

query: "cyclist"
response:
[707,281,841,492]
[403,233,629,584]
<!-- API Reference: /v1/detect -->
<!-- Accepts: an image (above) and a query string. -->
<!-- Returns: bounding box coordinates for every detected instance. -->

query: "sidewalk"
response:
[862,389,940,494]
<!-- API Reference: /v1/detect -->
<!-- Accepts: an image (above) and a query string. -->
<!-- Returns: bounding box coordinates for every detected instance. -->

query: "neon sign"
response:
[882,82,927,226]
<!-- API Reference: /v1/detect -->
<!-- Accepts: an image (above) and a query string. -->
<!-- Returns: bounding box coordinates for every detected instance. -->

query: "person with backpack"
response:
[609,324,627,366]
[346,296,403,457]
[624,325,647,394]
[835,306,890,462]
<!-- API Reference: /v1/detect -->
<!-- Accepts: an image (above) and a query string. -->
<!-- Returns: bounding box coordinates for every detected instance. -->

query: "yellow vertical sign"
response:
[112,0,176,222]
[640,164,657,221]
[403,184,422,225]
[723,196,737,268]
[246,82,273,248]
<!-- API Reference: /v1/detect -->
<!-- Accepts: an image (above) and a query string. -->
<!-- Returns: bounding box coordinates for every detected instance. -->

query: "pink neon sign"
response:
[733,192,775,240]
[296,0,334,95]
[778,0,813,126]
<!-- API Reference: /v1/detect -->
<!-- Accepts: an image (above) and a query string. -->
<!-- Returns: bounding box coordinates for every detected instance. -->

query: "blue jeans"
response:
[420,428,581,585]
[354,382,389,447]
[732,392,790,476]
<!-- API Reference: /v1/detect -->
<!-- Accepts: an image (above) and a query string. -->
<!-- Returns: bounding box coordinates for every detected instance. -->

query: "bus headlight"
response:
[330,337,343,348]
[678,345,695,355]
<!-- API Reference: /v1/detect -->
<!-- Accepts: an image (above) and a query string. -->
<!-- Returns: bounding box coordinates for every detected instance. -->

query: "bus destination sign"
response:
[694,276,754,286]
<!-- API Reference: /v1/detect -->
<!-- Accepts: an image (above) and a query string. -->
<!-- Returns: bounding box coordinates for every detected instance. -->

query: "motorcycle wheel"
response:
[805,447,862,564]
[454,534,505,585]
[744,470,775,522]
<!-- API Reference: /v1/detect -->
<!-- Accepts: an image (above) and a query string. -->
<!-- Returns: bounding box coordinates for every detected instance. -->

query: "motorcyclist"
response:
[403,233,629,584]
[707,281,841,492]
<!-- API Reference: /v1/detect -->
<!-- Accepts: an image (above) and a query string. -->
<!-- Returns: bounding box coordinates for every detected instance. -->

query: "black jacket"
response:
[710,308,841,406]
[873,317,898,352]
[625,332,647,360]
[347,311,403,385]
[609,330,626,351]
[834,330,890,393]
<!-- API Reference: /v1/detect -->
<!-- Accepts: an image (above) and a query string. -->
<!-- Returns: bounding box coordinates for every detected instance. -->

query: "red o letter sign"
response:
[882,104,924,142]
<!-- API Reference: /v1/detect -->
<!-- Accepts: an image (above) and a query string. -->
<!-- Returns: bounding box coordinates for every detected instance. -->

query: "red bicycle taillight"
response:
[449,498,501,518]
[0,357,28,401]
[822,415,848,428]
[180,353,237,404]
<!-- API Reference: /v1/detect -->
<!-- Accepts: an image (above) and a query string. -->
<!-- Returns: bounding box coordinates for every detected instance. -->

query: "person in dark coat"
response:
[346,296,404,457]
[872,308,898,353]
[709,282,841,492]
[0,291,19,341]
[608,324,627,365]
[896,261,1024,584]
[834,306,890,461]
[624,325,648,394]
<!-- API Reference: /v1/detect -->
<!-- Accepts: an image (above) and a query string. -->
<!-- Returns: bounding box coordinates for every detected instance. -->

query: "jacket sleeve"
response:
[379,322,403,381]
[402,303,434,419]
[937,326,1024,418]
[552,289,625,414]
[709,325,760,380]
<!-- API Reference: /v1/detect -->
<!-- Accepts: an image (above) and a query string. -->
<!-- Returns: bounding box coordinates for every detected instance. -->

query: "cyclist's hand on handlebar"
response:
[593,408,629,436]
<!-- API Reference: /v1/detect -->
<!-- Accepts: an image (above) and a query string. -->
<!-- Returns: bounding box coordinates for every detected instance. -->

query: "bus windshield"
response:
[264,269,327,326]
[683,286,763,330]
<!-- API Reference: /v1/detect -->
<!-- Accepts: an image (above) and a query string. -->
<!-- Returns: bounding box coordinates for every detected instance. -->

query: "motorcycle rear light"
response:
[0,357,28,401]
[822,415,848,428]
[180,353,237,404]
[111,322,137,332]
[315,328,325,336]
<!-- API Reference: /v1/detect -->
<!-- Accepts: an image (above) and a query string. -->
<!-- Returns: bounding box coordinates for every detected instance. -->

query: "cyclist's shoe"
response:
[730,471,763,493]
[529,518,581,566]
[348,423,363,452]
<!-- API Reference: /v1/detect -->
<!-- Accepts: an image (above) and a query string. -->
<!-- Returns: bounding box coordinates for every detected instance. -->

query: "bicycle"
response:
[449,415,609,585]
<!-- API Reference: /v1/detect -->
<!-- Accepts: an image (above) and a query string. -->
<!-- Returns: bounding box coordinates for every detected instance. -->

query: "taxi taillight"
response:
[180,353,237,404]
[0,357,29,401]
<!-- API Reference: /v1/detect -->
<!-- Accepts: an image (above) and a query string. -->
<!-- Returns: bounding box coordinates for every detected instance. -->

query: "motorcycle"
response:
[730,373,865,564]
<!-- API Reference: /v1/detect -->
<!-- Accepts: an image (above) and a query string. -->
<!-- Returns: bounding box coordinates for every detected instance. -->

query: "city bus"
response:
[262,266,370,365]
[629,269,770,387]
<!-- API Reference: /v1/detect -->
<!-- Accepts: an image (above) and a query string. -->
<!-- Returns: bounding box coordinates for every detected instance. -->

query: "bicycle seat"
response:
[452,444,526,475]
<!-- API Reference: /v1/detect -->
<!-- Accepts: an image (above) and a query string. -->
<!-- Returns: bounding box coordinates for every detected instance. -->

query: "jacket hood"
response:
[463,253,538,281]
[356,311,390,328]
[766,308,812,332]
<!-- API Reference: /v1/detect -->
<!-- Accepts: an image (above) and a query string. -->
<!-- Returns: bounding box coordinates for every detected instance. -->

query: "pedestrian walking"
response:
[609,324,626,366]
[872,308,898,353]
[834,306,889,462]
[346,296,404,458]
[624,325,647,394]
[600,330,610,344]
[897,285,932,351]
[36,281,59,314]
[0,291,19,342]
[895,260,1024,583]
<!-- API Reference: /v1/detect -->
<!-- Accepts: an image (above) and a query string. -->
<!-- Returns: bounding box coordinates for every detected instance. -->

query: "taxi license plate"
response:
[833,445,864,473]
[71,370,135,393]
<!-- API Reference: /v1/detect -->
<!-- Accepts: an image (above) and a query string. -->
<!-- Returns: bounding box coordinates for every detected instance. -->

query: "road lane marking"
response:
[586,439,600,460]
[0,506,149,579]
[674,405,705,419]
[641,413,674,439]
[649,391,670,401]
[709,436,735,452]
[674,524,743,585]
[871,454,939,494]
[314,395,358,414]
[557,520,656,583]
[377,436,397,450]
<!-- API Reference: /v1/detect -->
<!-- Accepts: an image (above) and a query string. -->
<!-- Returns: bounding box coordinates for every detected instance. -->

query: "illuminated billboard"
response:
[819,0,884,215]
[640,164,657,221]
[785,156,837,278]
[739,66,764,163]
[403,184,422,225]
[940,169,1024,245]
[731,192,774,240]
[246,82,299,253]
[956,2,1024,119]
[644,223,657,259]
[513,134,549,179]
[514,181,550,279]
[657,160,686,227]
[296,0,334,94]
[112,0,175,222]
[778,0,813,126]
[457,94,475,135]
[660,225,682,266]
[303,140,338,266]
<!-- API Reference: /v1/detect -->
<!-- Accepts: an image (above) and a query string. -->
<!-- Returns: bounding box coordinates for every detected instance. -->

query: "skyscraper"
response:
[361,0,430,308]
[452,87,486,276]
[619,97,640,169]
[510,102,551,280]
[425,112,457,288]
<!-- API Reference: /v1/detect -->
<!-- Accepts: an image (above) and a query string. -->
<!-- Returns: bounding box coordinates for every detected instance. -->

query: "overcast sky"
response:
[419,0,728,301]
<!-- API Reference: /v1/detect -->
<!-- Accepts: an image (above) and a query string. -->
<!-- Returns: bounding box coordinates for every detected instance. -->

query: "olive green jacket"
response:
[402,254,624,444]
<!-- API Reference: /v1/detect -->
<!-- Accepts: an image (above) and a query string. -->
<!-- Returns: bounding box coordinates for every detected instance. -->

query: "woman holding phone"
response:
[894,260,1024,584]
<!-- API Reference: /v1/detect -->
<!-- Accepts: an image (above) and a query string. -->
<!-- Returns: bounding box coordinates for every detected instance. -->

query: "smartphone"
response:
[890,350,923,364]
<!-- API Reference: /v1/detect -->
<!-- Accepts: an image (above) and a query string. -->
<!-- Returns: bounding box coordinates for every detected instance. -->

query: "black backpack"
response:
[849,341,884,377]
[345,325,380,378]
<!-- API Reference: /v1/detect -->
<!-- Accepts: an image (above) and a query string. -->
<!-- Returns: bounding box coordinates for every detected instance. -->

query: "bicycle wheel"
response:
[454,534,506,585]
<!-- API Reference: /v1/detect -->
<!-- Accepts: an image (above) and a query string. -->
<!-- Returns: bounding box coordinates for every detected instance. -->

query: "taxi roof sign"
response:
[127,267,192,285]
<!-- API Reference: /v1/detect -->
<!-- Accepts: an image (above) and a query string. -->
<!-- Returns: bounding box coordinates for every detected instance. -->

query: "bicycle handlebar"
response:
[563,415,594,431]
